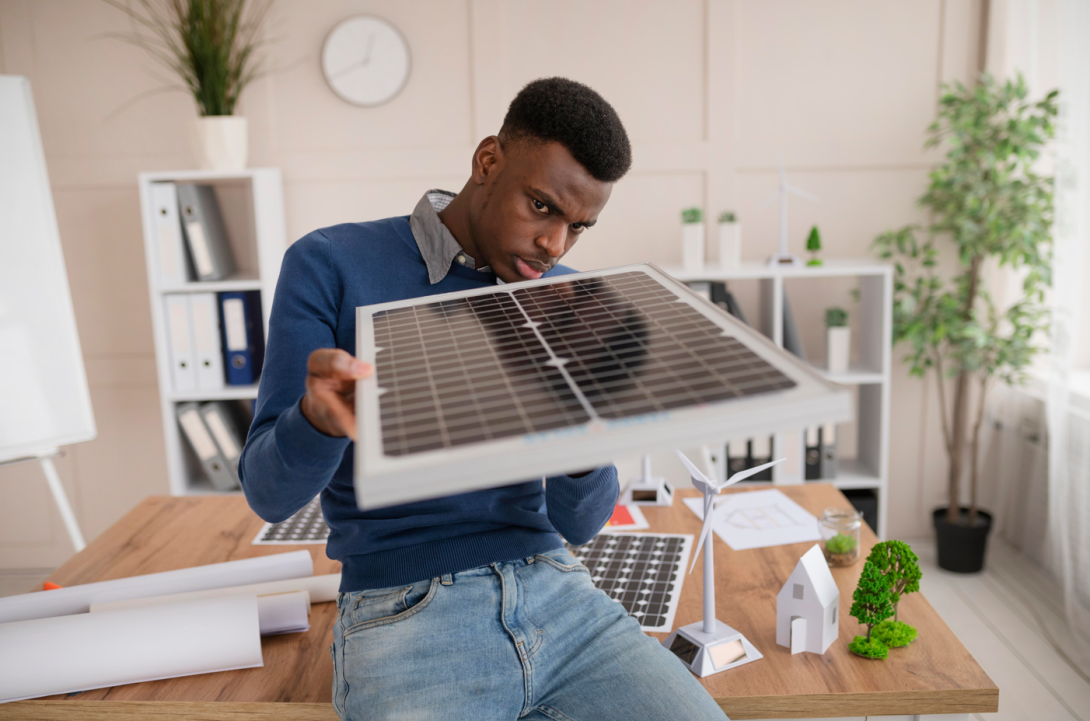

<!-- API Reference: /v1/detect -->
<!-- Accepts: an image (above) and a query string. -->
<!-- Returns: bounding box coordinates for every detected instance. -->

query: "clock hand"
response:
[363,34,376,65]
[329,58,367,80]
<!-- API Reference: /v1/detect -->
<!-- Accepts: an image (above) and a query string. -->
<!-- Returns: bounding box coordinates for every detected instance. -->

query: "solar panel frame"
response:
[354,264,851,510]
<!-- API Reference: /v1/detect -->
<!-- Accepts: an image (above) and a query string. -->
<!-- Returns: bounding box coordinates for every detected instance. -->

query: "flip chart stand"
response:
[1,450,86,552]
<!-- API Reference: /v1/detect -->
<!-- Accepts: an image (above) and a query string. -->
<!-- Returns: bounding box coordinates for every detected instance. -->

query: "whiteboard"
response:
[0,76,96,462]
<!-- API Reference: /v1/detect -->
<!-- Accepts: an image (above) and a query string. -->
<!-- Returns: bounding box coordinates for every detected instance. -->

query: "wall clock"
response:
[322,16,411,107]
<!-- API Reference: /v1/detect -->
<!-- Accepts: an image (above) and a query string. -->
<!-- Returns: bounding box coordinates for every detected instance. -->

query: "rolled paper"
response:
[0,550,314,624]
[256,591,311,635]
[89,573,340,614]
[0,594,263,703]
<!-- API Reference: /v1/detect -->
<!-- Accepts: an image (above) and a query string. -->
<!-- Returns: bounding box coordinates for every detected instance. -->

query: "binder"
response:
[821,423,839,479]
[219,291,265,385]
[190,293,226,391]
[710,283,750,326]
[177,403,239,491]
[164,295,197,393]
[727,440,747,477]
[804,426,822,480]
[749,436,773,481]
[199,402,244,479]
[782,293,808,361]
[177,184,236,281]
[151,182,192,286]
[687,281,712,302]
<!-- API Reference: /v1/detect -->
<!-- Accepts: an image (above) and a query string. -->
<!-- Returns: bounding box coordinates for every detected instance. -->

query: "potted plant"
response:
[825,307,850,374]
[103,0,274,170]
[681,207,705,272]
[717,211,740,269]
[806,225,823,266]
[873,75,1056,573]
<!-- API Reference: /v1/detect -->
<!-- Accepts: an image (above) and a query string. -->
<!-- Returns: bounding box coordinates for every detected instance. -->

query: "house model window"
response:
[793,583,804,600]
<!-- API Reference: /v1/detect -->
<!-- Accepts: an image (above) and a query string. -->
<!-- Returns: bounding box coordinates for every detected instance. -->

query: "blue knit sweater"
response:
[239,216,619,591]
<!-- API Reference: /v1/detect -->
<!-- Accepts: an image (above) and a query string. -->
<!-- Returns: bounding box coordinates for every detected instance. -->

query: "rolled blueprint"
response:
[256,591,311,635]
[0,550,313,624]
[89,573,340,613]
[0,594,263,703]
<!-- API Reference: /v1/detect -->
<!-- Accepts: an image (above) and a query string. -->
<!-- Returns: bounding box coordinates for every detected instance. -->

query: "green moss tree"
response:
[850,560,894,642]
[866,541,922,622]
[806,226,822,252]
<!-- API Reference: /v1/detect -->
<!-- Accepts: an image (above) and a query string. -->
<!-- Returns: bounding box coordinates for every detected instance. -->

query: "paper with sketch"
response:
[683,489,820,550]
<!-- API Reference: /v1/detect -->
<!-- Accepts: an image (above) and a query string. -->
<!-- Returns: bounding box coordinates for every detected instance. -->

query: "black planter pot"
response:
[932,507,993,573]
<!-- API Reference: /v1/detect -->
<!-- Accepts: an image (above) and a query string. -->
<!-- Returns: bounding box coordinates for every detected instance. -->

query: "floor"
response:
[2,539,1088,720]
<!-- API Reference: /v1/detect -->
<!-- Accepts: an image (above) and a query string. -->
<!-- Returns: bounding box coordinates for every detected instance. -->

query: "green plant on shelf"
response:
[825,532,857,555]
[806,225,823,266]
[848,559,894,659]
[825,307,848,328]
[681,207,703,224]
[718,211,737,223]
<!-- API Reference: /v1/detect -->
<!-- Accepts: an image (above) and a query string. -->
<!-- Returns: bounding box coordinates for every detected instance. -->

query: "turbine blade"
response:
[786,185,818,202]
[721,457,786,487]
[675,449,712,485]
[689,494,716,574]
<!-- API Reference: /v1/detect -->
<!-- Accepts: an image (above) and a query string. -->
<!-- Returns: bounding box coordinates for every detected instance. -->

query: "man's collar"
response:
[408,190,490,284]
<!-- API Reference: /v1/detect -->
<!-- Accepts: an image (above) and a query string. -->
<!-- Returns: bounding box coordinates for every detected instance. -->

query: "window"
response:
[832,606,837,625]
[793,583,804,600]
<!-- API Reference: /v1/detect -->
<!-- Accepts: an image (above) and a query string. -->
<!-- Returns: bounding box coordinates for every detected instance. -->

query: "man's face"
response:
[469,138,613,283]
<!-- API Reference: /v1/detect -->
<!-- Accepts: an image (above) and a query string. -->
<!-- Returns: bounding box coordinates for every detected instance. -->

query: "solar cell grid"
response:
[372,270,795,456]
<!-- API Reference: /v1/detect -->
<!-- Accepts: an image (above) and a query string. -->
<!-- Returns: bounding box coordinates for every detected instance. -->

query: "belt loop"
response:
[440,573,454,586]
[525,556,536,564]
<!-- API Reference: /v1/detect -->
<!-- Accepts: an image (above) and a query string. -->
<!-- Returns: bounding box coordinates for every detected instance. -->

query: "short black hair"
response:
[500,77,632,183]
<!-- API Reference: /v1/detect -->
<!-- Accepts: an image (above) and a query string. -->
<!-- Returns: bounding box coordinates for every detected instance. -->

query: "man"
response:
[240,77,725,720]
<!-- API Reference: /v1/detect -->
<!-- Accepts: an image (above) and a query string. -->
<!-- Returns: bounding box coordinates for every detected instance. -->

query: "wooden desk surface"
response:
[2,486,997,720]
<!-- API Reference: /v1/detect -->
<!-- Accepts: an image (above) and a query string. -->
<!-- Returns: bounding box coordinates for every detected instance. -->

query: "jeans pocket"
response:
[343,577,438,638]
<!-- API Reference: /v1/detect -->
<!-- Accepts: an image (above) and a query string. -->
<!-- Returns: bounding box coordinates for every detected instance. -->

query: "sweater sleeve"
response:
[238,231,351,523]
[545,465,620,545]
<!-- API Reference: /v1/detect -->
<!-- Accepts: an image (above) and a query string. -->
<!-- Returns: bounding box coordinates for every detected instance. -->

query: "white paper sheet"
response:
[683,489,820,550]
[0,550,314,624]
[88,573,341,613]
[256,591,311,635]
[0,594,263,703]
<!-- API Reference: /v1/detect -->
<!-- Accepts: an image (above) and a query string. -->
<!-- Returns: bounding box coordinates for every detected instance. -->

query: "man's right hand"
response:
[300,348,373,440]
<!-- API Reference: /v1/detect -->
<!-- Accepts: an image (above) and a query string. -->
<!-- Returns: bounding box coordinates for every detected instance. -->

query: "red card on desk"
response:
[605,504,649,531]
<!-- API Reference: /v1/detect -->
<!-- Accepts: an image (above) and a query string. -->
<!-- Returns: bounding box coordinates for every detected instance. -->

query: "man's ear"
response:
[471,135,504,185]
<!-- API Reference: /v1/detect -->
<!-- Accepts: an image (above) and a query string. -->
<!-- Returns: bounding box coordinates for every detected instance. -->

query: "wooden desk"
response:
[2,486,997,720]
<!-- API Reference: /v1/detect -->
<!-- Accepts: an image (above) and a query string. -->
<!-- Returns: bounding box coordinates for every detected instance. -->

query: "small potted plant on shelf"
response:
[717,211,741,269]
[681,207,705,273]
[868,540,922,648]
[872,74,1057,573]
[806,225,823,266]
[848,559,894,659]
[825,307,850,374]
[102,0,274,170]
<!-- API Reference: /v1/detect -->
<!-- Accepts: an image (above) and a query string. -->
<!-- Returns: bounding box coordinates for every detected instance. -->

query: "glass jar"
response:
[820,507,861,566]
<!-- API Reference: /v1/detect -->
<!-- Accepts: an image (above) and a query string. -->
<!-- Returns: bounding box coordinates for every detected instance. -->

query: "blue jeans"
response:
[330,547,726,720]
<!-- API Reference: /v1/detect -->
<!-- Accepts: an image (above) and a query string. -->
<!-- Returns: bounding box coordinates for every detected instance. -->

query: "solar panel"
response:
[355,264,850,509]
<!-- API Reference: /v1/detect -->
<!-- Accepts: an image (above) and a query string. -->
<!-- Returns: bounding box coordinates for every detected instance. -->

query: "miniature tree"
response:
[848,560,894,659]
[806,226,823,266]
[868,540,922,648]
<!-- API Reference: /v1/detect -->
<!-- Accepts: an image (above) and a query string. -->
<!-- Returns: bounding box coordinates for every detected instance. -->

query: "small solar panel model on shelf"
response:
[663,450,782,677]
[352,264,852,510]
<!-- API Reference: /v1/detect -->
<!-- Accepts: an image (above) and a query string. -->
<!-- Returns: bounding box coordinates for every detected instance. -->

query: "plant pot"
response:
[932,507,993,573]
[191,116,248,171]
[826,326,850,373]
[717,222,741,269]
[682,223,705,273]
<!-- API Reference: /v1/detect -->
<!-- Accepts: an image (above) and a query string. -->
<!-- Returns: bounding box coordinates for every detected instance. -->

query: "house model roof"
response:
[793,544,839,607]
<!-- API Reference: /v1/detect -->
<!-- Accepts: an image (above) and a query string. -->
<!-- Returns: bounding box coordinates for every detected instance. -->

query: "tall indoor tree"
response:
[874,75,1057,534]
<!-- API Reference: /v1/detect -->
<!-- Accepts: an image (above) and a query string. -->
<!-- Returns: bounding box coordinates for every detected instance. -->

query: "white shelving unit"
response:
[661,259,892,537]
[138,168,286,496]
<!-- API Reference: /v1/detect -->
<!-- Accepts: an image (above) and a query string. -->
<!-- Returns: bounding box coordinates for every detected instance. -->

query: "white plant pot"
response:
[826,326,851,374]
[682,223,705,273]
[191,116,248,171]
[717,222,741,269]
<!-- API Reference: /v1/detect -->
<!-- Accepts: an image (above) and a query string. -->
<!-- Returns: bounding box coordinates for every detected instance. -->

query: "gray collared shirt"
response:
[409,189,489,284]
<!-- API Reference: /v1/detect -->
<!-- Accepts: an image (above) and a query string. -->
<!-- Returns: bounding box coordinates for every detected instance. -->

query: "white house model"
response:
[776,544,840,655]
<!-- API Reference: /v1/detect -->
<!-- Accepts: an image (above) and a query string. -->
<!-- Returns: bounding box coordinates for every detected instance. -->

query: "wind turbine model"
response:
[662,450,784,678]
[758,157,817,267]
[622,454,673,506]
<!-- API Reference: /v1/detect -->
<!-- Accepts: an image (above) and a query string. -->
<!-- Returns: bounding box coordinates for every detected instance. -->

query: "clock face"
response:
[322,16,411,107]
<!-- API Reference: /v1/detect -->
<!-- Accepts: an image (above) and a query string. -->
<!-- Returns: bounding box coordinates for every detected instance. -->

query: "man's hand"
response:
[300,348,373,440]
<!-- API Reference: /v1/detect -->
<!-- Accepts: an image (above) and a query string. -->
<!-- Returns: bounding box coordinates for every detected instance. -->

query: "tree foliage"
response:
[872,74,1057,524]
[850,560,894,641]
[866,540,922,622]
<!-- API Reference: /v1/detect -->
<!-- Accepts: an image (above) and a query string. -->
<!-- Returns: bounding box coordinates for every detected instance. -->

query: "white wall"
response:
[0,0,986,568]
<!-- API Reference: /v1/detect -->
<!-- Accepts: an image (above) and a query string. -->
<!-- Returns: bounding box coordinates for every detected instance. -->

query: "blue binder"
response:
[218,291,265,385]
